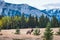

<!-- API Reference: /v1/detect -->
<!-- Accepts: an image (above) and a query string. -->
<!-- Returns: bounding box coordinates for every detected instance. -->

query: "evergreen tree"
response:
[28,14,36,28]
[13,15,21,29]
[44,16,50,27]
[39,14,45,28]
[58,21,60,27]
[11,17,14,29]
[51,16,59,27]
[0,15,3,19]
[35,15,38,27]
[27,14,32,28]
[21,13,26,28]
[44,22,53,40]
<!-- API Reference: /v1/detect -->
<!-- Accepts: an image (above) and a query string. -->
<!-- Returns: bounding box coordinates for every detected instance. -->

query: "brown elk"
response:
[26,29,34,35]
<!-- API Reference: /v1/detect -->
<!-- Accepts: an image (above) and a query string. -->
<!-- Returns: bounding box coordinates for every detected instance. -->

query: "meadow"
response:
[0,28,60,40]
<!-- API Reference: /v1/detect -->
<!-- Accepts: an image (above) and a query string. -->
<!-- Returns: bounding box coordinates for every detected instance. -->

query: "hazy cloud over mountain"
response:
[43,3,60,9]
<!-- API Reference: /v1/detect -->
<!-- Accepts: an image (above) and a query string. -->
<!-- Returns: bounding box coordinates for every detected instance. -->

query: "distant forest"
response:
[0,13,60,29]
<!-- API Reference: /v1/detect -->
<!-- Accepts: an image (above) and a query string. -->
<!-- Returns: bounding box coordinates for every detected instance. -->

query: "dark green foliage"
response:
[39,15,50,28]
[44,22,53,40]
[39,14,44,28]
[44,16,50,27]
[0,15,3,19]
[15,27,20,34]
[33,28,40,35]
[35,15,38,27]
[28,14,36,28]
[21,13,26,28]
[0,27,1,32]
[51,16,59,27]
[0,13,60,29]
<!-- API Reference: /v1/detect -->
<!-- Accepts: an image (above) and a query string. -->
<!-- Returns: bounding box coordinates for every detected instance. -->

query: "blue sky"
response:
[4,0,60,9]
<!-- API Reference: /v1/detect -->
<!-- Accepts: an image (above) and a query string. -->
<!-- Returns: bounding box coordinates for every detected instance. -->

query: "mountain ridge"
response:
[0,1,60,20]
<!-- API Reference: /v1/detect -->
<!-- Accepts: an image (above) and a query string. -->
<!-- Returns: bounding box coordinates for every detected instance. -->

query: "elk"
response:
[26,29,34,35]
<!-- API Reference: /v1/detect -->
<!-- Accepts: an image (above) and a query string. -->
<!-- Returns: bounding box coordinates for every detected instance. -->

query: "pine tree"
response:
[35,15,38,27]
[13,15,21,29]
[44,16,50,27]
[51,16,59,27]
[58,21,60,27]
[21,13,26,28]
[28,14,32,27]
[28,14,36,28]
[39,14,45,28]
[44,22,53,40]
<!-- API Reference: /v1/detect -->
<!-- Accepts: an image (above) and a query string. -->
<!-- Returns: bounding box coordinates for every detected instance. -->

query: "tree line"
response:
[0,13,60,29]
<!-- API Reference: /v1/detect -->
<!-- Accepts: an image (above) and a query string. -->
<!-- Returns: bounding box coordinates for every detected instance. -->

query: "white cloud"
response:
[4,0,60,9]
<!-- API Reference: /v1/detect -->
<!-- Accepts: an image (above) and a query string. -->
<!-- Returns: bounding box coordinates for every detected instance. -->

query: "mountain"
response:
[0,1,46,17]
[0,1,60,20]
[41,9,60,20]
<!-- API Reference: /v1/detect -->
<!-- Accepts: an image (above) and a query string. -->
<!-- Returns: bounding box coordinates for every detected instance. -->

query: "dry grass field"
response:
[0,28,60,40]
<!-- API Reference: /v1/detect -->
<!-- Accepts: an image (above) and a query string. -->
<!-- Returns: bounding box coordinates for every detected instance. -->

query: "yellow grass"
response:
[0,28,60,40]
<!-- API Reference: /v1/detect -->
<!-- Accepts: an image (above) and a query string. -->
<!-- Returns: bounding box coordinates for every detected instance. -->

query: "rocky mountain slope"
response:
[0,1,60,20]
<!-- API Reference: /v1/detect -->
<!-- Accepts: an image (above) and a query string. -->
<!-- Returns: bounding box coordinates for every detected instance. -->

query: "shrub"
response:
[57,28,60,35]
[33,28,40,35]
[15,27,20,34]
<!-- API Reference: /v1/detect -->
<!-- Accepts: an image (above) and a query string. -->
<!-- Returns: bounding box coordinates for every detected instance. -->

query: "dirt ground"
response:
[0,28,60,40]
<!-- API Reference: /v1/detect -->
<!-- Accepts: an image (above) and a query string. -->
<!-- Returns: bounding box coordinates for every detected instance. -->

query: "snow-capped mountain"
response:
[0,1,60,20]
